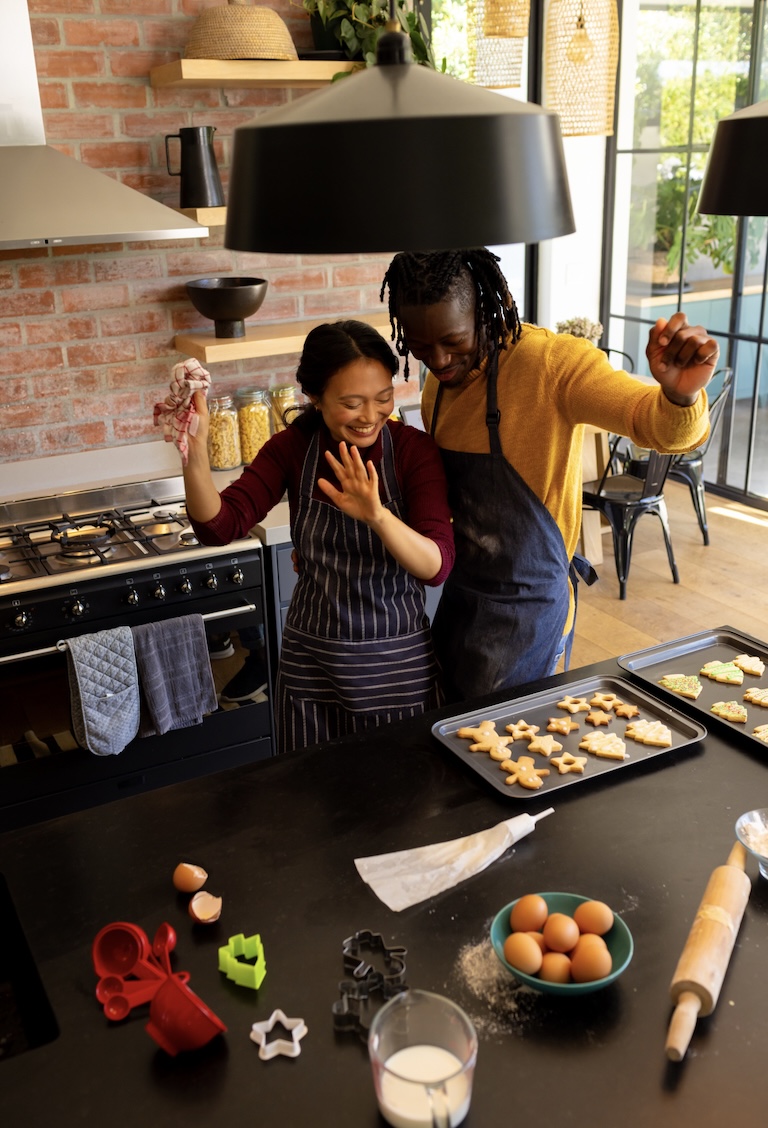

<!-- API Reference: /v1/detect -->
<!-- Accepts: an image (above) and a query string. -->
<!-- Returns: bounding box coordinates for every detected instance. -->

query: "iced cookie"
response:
[578,731,628,759]
[700,660,744,685]
[659,673,703,700]
[505,719,540,741]
[711,700,748,724]
[456,720,514,761]
[753,723,768,743]
[547,716,580,735]
[498,755,550,790]
[733,654,766,676]
[624,718,672,747]
[744,686,768,707]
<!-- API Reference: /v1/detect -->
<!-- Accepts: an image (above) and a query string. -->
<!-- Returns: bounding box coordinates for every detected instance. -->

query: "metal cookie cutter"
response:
[218,933,266,990]
[250,1009,307,1060]
[333,930,408,1040]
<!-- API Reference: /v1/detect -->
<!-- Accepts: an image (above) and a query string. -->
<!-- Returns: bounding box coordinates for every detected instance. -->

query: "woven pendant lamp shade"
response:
[185,0,298,61]
[469,0,529,89]
[544,0,619,137]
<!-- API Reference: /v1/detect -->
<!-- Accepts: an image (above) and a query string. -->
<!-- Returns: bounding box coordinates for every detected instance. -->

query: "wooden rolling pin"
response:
[665,841,751,1061]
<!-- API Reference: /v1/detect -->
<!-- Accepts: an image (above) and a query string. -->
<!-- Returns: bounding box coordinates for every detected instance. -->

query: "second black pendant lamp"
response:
[225,11,575,254]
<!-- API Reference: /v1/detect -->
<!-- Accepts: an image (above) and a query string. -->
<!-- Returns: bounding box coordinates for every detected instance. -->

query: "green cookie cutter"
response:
[218,933,267,990]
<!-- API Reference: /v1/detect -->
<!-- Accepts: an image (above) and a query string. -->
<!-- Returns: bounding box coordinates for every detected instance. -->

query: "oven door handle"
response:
[0,601,258,666]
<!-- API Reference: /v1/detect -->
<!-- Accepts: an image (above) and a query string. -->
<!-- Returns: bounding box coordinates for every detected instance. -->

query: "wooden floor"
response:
[565,479,768,670]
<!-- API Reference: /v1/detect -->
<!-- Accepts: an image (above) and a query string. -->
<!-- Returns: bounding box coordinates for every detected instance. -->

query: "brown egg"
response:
[542,912,580,953]
[571,941,613,983]
[540,951,572,983]
[188,890,222,923]
[503,931,544,975]
[574,899,615,936]
[571,933,609,958]
[510,894,549,933]
[526,931,547,953]
[173,861,208,893]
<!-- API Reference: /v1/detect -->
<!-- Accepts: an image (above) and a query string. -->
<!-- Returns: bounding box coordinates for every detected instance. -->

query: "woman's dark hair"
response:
[287,319,399,430]
[379,248,521,380]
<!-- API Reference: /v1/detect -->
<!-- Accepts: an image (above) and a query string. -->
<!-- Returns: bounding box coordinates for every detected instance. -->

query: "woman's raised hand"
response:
[318,442,384,525]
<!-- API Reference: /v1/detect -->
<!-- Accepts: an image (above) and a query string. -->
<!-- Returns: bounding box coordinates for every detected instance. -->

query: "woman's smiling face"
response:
[311,357,395,447]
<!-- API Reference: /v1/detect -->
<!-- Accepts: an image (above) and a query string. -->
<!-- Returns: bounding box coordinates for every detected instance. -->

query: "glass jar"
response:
[237,388,271,463]
[269,384,298,432]
[208,394,241,470]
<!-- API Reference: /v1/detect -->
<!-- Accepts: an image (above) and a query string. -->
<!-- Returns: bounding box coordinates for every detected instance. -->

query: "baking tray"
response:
[618,626,768,750]
[431,675,706,800]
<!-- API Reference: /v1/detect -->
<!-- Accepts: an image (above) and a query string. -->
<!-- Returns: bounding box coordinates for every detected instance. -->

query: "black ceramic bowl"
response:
[186,276,268,338]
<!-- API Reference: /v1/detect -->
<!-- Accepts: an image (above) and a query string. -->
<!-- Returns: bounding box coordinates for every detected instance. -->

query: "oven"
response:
[0,477,273,831]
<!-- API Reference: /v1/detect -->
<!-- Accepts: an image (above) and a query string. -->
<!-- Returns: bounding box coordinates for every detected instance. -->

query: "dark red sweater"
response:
[190,418,455,586]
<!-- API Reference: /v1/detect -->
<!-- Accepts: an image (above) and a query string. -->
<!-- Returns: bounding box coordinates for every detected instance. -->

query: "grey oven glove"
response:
[66,626,140,756]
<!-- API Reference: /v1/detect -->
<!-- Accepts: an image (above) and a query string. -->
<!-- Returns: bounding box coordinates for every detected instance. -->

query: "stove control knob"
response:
[126,588,140,606]
[179,577,193,595]
[69,599,86,618]
[231,568,244,586]
[153,583,167,600]
[13,610,30,629]
[205,573,219,591]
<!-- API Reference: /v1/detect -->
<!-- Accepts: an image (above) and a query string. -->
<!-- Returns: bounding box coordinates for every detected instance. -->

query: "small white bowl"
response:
[735,808,768,879]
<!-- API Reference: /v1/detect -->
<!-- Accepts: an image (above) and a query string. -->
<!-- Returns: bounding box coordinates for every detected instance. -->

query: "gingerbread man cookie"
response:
[504,719,540,741]
[456,720,514,761]
[498,755,550,790]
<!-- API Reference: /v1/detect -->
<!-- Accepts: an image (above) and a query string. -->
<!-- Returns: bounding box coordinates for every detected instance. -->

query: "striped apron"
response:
[275,424,442,753]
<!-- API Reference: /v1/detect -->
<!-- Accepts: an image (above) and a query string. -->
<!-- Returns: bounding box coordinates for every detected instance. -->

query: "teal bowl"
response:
[490,892,634,996]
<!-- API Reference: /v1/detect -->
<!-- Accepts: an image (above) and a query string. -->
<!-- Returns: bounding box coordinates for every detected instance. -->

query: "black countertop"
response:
[2,656,767,1126]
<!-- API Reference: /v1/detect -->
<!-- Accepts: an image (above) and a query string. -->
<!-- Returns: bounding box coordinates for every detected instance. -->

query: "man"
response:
[380,248,716,702]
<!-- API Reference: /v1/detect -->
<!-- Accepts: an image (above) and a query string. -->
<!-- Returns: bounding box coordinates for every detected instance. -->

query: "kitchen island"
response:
[1,655,767,1127]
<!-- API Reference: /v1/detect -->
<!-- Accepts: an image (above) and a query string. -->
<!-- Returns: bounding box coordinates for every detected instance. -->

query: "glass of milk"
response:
[368,989,477,1128]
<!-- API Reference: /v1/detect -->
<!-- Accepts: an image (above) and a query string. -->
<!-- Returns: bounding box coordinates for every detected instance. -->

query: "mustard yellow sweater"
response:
[421,325,710,621]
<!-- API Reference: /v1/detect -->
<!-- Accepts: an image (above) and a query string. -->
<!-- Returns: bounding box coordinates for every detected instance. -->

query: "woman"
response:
[184,320,454,752]
[380,248,715,702]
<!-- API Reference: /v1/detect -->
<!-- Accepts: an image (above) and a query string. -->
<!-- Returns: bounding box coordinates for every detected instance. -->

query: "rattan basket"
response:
[185,0,298,61]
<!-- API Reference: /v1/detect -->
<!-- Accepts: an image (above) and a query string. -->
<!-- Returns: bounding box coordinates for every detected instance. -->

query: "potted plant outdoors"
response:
[555,317,604,346]
[301,0,438,71]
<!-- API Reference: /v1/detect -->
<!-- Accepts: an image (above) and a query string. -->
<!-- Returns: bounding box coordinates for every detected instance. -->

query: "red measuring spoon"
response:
[100,972,190,1020]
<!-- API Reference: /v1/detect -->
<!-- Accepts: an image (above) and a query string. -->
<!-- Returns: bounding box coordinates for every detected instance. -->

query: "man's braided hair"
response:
[379,248,521,380]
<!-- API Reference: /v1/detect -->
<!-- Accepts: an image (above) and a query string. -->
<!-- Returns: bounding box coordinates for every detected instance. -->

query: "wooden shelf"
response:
[175,312,391,364]
[150,58,355,90]
[175,206,227,226]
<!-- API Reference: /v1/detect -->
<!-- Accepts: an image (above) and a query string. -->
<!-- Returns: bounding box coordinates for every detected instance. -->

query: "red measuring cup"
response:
[92,922,165,981]
[146,976,226,1056]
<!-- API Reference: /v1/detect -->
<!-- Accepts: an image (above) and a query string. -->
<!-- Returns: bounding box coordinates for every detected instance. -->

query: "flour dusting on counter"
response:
[451,932,538,1037]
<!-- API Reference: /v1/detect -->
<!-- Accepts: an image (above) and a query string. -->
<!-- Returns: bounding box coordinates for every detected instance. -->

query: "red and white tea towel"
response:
[154,358,211,464]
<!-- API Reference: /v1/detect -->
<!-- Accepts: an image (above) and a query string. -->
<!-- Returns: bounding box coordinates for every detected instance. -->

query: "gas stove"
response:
[0,477,262,653]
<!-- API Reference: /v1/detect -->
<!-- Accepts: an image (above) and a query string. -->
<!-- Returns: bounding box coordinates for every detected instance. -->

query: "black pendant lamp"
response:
[225,15,575,254]
[698,101,768,217]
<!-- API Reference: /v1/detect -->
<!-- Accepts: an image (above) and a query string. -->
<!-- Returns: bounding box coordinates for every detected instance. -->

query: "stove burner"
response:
[179,528,199,547]
[49,543,117,568]
[0,557,12,582]
[52,518,117,555]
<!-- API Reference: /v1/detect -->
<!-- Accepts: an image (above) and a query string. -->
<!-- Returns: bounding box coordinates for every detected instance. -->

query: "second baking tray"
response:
[618,625,768,750]
[431,675,706,800]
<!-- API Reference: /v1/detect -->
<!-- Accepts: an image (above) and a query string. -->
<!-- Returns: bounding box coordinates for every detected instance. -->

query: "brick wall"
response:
[0,1,403,466]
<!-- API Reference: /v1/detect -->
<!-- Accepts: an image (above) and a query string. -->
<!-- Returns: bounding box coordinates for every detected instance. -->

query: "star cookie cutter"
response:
[250,1009,307,1060]
[218,933,266,990]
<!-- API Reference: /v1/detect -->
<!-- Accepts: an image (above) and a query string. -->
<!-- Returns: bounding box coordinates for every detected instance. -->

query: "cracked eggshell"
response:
[173,862,208,893]
[189,890,223,923]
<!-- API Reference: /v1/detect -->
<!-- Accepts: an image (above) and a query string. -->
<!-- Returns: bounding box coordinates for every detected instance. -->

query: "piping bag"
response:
[355,809,554,912]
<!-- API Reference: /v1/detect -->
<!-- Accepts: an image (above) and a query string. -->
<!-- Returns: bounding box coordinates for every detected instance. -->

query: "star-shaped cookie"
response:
[550,751,587,775]
[586,709,613,726]
[556,695,590,714]
[589,692,621,709]
[547,716,580,735]
[504,719,540,741]
[614,701,640,718]
[526,733,563,758]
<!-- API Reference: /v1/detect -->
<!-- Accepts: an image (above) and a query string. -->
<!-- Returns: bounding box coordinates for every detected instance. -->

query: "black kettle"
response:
[165,125,224,209]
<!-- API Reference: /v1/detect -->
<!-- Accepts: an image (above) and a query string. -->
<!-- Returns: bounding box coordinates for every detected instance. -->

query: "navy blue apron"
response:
[430,363,595,703]
[275,424,442,753]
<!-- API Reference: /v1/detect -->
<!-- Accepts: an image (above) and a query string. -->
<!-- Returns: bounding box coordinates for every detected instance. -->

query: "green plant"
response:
[301,0,438,70]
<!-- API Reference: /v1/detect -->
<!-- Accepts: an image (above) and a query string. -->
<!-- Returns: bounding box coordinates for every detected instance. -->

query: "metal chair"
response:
[624,368,733,546]
[582,449,679,600]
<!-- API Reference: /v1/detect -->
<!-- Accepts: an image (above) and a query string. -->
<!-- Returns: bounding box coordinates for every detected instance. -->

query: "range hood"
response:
[0,0,207,251]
